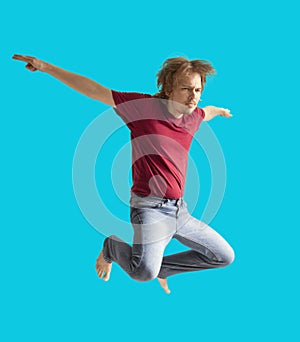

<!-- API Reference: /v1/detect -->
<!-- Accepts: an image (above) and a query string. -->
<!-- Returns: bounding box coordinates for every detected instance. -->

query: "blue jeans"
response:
[103,193,234,281]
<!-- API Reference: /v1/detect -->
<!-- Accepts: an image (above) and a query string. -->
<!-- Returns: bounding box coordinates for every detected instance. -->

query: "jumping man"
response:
[13,54,235,294]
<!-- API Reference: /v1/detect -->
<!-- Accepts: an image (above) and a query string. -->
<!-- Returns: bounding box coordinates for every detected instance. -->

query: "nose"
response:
[188,89,197,99]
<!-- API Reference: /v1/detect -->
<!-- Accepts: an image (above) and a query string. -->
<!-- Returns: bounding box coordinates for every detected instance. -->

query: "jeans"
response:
[103,193,235,281]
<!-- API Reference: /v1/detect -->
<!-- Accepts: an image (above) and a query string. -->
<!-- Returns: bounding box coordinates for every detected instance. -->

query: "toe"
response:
[165,288,171,295]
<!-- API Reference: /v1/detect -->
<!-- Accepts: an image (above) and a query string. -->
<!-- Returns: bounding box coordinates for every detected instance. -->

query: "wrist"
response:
[42,62,54,73]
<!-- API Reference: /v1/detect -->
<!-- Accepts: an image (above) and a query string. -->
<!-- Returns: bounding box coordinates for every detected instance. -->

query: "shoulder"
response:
[111,90,153,106]
[180,107,205,134]
[195,107,205,120]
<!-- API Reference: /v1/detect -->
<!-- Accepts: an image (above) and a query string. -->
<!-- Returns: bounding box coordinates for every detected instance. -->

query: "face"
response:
[167,72,202,118]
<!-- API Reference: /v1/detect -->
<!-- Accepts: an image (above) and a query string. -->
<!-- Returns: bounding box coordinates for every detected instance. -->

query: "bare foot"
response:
[95,251,112,281]
[158,277,171,294]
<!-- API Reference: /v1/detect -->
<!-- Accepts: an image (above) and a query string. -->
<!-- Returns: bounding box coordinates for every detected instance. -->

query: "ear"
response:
[166,89,172,97]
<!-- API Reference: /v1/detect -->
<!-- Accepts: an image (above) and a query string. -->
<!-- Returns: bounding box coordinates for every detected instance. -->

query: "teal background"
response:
[1,0,299,341]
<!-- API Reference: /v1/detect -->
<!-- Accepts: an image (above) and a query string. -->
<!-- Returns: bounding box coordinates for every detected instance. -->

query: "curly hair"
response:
[155,57,216,99]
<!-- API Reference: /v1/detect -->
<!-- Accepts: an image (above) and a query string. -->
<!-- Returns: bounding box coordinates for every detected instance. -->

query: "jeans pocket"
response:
[130,207,143,224]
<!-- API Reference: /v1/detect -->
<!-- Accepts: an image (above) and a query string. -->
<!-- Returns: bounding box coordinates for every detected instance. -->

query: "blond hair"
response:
[155,57,216,99]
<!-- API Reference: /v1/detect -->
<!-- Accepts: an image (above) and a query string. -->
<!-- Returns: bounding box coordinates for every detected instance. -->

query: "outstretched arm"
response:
[203,106,232,121]
[12,54,115,107]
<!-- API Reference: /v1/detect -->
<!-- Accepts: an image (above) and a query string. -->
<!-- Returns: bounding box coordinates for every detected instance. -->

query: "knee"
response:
[130,265,159,282]
[221,246,235,266]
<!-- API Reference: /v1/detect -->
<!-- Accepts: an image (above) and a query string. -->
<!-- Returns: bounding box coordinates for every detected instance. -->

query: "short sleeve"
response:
[189,107,205,133]
[111,90,153,124]
[198,107,205,120]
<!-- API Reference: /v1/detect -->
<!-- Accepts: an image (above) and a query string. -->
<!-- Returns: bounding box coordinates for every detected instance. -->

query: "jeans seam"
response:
[103,238,113,263]
[129,211,145,276]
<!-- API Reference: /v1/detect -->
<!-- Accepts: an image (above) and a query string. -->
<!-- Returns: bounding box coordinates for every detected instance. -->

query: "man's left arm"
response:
[202,106,232,121]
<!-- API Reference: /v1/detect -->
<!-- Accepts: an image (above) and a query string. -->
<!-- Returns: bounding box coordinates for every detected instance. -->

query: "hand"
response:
[12,54,47,72]
[219,107,233,118]
[203,105,233,121]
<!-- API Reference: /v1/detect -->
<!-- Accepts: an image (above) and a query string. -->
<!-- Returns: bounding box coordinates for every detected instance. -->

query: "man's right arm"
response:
[12,54,115,107]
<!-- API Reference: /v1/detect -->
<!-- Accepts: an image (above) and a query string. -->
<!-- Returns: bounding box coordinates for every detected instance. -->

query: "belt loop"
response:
[176,198,183,207]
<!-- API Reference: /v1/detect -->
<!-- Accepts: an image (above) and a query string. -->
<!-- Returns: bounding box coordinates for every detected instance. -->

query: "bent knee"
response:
[130,266,159,282]
[222,247,235,266]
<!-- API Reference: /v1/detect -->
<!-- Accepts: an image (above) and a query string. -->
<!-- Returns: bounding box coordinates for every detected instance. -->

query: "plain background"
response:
[1,1,299,341]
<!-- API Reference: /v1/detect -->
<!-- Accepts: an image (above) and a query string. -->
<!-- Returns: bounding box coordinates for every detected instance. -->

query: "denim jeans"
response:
[103,193,235,281]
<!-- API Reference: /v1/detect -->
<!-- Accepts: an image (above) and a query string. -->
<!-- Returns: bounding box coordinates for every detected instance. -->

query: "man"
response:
[13,54,235,294]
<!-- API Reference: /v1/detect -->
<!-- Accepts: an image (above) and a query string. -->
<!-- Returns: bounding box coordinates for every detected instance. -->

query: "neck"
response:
[166,102,183,119]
